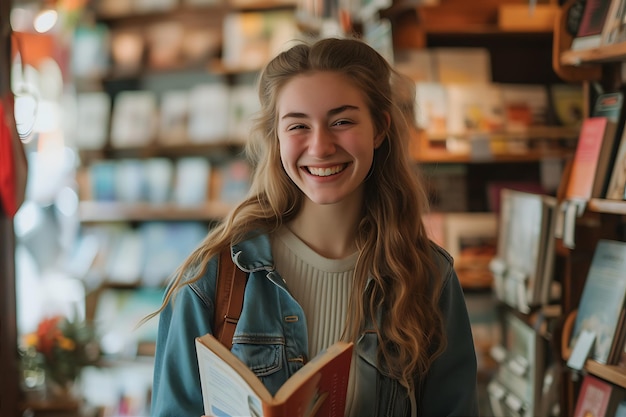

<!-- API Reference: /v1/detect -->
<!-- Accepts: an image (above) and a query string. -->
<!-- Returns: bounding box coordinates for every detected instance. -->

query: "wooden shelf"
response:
[96,1,295,25]
[78,201,234,222]
[425,126,580,143]
[585,361,626,388]
[588,198,626,215]
[562,310,626,389]
[423,25,553,36]
[410,126,578,163]
[561,42,626,66]
[414,149,574,164]
[78,142,243,162]
[97,58,261,81]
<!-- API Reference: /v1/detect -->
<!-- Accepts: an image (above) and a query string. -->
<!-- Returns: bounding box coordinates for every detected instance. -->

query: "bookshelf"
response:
[552,0,626,414]
[388,3,581,416]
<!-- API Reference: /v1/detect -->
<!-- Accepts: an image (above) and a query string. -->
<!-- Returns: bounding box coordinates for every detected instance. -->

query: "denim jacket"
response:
[151,233,478,417]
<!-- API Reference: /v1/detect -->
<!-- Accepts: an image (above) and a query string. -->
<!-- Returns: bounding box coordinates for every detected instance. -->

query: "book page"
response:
[196,340,265,417]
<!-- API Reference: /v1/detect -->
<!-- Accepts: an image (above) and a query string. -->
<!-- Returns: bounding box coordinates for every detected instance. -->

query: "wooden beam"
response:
[0,0,22,415]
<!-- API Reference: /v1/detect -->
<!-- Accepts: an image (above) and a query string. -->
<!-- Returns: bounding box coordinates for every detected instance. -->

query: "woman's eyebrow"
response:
[281,105,360,120]
[328,105,359,117]
[281,112,307,120]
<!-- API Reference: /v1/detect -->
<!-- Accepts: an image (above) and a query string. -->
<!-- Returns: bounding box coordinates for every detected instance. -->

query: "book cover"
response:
[196,334,353,417]
[114,159,145,203]
[173,157,211,206]
[601,0,626,45]
[139,221,207,287]
[71,25,110,79]
[110,91,158,148]
[188,82,231,143]
[228,79,260,144]
[500,84,549,132]
[105,228,143,285]
[443,212,497,288]
[432,47,492,84]
[570,240,626,364]
[89,161,117,201]
[218,158,252,204]
[75,92,111,150]
[592,91,625,122]
[594,92,626,198]
[564,116,618,201]
[110,29,145,74]
[571,0,614,50]
[606,127,626,200]
[495,189,557,310]
[145,22,184,70]
[414,82,448,139]
[445,84,505,137]
[221,11,299,71]
[489,311,546,417]
[157,90,190,146]
[394,49,436,82]
[550,84,584,128]
[574,374,626,417]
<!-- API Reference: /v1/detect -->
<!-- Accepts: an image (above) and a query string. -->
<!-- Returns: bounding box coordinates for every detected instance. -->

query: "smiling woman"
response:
[276,71,385,212]
[150,37,478,417]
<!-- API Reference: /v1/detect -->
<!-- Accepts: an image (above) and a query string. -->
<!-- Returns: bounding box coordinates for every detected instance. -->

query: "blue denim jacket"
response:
[151,233,478,417]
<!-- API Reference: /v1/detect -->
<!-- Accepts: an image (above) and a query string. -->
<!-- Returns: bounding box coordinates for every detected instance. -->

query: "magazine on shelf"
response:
[565,116,618,201]
[491,189,557,312]
[196,334,353,417]
[573,374,626,417]
[570,0,614,50]
[569,239,626,365]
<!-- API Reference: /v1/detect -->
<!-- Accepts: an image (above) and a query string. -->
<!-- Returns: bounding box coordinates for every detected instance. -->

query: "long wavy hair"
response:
[153,37,445,390]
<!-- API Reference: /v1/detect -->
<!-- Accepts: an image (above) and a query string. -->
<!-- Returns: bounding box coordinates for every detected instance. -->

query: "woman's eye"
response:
[333,119,353,126]
[288,124,307,131]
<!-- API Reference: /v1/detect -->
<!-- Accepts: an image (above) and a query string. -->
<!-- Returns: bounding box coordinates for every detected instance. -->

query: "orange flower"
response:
[35,316,63,357]
[23,333,38,348]
[56,336,76,351]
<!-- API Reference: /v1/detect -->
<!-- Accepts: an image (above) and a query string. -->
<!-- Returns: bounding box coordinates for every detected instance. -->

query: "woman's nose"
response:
[308,128,336,157]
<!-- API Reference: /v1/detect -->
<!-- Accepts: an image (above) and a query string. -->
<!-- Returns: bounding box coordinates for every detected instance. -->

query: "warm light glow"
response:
[33,9,58,33]
[10,7,32,32]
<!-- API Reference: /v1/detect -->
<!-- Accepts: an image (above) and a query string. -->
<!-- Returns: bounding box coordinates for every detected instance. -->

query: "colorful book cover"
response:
[574,374,626,417]
[565,116,617,200]
[570,240,626,364]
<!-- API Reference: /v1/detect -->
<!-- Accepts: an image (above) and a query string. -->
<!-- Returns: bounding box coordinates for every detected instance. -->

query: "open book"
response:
[195,334,353,417]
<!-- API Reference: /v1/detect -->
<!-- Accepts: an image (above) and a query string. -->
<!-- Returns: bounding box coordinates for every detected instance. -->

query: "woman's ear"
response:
[374,112,391,149]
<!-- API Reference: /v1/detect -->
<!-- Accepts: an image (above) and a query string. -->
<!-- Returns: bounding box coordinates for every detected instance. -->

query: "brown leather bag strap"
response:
[214,247,247,350]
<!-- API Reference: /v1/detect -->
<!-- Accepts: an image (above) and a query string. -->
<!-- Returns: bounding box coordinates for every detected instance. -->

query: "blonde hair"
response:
[153,37,445,390]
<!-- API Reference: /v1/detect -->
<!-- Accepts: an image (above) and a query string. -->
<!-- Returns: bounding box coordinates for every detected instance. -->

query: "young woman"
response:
[151,37,478,417]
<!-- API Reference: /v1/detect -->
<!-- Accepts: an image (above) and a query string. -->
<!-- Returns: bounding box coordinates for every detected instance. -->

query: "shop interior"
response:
[3,0,626,416]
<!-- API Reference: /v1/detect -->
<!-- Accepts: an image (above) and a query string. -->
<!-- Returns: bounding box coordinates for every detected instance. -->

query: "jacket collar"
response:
[231,232,275,273]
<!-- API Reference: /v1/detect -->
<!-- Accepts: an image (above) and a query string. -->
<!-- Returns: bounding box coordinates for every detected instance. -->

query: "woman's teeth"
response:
[308,165,345,177]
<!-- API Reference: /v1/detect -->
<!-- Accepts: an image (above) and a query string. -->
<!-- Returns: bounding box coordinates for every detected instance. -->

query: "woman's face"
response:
[276,71,384,207]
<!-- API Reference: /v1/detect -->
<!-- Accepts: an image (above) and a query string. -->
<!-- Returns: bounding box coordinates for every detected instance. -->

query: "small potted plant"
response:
[20,315,100,401]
